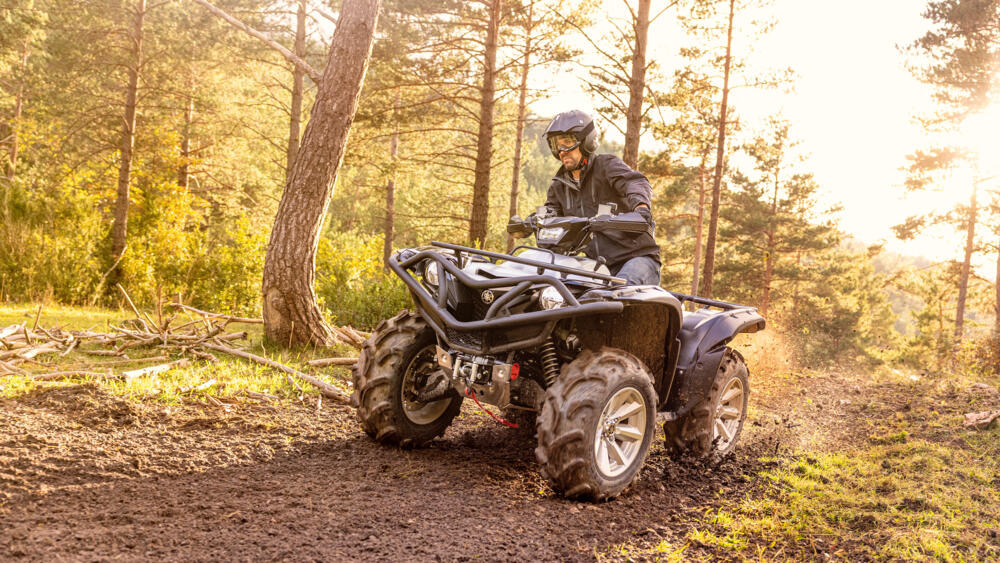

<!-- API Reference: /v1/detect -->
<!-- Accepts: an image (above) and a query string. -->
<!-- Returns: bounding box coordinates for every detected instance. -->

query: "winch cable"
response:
[464,388,518,428]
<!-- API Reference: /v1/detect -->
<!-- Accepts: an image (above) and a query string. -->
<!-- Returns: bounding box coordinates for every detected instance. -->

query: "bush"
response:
[315,232,410,330]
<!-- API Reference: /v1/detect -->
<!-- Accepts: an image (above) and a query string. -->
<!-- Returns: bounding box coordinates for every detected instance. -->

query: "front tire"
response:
[535,348,656,501]
[663,347,749,457]
[353,311,462,447]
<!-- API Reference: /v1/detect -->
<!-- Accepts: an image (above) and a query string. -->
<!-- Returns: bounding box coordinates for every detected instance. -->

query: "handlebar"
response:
[506,212,650,237]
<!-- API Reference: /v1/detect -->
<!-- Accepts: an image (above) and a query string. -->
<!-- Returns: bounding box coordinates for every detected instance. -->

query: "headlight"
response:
[537,227,565,241]
[539,286,565,310]
[424,261,441,286]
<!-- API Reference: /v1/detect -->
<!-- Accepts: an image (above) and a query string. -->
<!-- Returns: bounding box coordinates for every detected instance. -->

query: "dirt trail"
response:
[0,367,879,561]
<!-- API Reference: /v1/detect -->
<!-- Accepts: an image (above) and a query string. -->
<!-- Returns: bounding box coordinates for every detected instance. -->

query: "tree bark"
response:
[700,0,735,299]
[3,39,29,223]
[507,1,533,252]
[468,0,501,246]
[286,0,306,177]
[954,182,977,340]
[622,0,650,169]
[690,153,707,296]
[179,79,194,190]
[262,0,381,347]
[110,0,146,290]
[383,108,399,268]
[993,235,1000,368]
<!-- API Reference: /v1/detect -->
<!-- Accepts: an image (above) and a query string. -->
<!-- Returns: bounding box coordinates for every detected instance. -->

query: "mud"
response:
[0,368,880,561]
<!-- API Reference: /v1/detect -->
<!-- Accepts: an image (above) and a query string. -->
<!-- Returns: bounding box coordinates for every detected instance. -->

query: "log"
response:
[0,324,23,340]
[201,342,350,404]
[305,357,357,367]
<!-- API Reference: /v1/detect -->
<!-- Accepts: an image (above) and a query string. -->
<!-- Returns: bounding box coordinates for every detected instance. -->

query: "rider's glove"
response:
[635,206,652,224]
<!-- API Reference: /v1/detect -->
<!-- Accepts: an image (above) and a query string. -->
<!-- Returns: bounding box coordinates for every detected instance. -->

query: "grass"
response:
[0,303,358,404]
[597,368,1000,562]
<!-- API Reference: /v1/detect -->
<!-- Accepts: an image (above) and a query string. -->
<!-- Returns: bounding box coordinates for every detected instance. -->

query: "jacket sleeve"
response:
[543,181,564,216]
[602,155,653,211]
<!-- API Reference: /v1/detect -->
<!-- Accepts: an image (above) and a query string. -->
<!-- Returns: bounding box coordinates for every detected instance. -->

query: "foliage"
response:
[315,231,410,330]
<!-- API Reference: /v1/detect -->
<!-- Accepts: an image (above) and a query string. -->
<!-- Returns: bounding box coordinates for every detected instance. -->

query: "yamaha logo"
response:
[481,290,495,304]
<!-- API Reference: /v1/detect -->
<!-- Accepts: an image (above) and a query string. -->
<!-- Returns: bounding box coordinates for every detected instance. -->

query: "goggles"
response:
[548,135,581,154]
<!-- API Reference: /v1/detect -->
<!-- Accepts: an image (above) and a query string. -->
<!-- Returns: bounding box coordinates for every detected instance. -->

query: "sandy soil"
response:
[0,366,887,561]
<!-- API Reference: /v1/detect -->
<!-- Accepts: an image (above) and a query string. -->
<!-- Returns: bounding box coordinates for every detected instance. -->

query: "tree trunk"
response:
[700,0,734,300]
[262,0,381,347]
[507,1,533,252]
[110,0,146,289]
[383,109,399,267]
[468,0,501,246]
[954,182,977,340]
[690,154,707,296]
[3,39,29,222]
[993,236,1000,369]
[760,165,780,316]
[622,0,650,169]
[179,81,194,190]
[286,0,306,177]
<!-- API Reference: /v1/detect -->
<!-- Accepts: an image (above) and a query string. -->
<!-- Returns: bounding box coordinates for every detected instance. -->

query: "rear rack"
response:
[389,242,626,354]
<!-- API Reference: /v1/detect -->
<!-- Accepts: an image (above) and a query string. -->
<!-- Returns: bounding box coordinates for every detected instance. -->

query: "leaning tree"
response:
[261,0,382,346]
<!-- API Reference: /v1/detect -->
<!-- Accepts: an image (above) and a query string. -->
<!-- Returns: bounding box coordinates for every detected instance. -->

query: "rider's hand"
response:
[635,205,652,224]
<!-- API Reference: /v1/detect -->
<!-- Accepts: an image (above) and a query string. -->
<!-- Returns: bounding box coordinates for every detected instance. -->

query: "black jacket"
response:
[544,153,661,270]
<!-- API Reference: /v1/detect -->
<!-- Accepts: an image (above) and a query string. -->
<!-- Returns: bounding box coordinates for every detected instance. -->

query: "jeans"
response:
[613,256,661,286]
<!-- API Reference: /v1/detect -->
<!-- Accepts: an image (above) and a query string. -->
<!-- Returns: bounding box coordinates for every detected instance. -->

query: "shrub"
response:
[315,232,410,330]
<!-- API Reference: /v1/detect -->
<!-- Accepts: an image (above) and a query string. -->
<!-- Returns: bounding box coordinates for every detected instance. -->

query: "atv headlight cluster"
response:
[424,260,441,286]
[539,286,565,310]
[537,227,565,242]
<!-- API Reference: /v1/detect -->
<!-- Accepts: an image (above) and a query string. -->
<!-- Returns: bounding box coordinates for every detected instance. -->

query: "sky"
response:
[534,0,987,273]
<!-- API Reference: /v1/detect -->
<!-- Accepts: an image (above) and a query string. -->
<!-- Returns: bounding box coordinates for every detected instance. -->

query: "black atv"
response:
[352,209,765,500]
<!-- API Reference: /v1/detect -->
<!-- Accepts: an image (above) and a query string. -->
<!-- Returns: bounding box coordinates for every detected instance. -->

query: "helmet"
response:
[543,109,599,159]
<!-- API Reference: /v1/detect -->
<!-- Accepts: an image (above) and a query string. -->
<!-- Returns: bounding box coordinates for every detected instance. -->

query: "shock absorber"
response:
[539,337,560,387]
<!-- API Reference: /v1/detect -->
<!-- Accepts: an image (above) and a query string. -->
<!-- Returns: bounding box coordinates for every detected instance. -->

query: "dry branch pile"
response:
[0,296,370,405]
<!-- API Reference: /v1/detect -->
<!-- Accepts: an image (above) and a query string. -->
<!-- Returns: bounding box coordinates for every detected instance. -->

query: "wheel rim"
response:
[401,345,451,425]
[593,386,647,478]
[713,376,745,450]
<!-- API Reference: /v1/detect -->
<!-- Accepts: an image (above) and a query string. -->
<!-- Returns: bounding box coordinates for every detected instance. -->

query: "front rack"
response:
[389,242,626,354]
[668,291,757,311]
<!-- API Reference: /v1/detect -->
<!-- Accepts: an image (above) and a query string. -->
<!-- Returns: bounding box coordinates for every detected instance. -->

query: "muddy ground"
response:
[0,365,901,561]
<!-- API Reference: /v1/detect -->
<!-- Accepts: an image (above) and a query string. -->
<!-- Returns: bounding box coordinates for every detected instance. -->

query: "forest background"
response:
[1,0,996,375]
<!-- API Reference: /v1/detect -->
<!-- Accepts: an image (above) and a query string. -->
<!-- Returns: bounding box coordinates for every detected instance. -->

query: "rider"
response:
[537,109,661,285]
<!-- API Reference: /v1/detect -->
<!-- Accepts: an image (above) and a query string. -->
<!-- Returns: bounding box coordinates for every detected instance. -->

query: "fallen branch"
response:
[32,370,113,381]
[120,358,191,381]
[201,342,350,404]
[168,303,263,325]
[305,357,357,367]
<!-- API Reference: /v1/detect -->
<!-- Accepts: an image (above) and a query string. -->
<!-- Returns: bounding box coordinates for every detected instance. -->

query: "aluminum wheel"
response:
[593,387,648,478]
[713,375,745,451]
[400,345,451,425]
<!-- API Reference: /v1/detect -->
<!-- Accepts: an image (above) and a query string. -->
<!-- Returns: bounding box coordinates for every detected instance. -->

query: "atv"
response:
[352,208,765,500]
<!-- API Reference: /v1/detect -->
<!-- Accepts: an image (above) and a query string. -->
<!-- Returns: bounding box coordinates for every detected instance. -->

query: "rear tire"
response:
[663,347,749,457]
[353,311,462,447]
[535,348,656,501]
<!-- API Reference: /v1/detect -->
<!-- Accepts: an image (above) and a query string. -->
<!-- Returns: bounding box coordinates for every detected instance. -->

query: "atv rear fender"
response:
[662,298,765,418]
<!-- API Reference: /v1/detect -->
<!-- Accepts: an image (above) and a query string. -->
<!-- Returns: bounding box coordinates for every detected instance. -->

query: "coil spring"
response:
[539,338,560,387]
